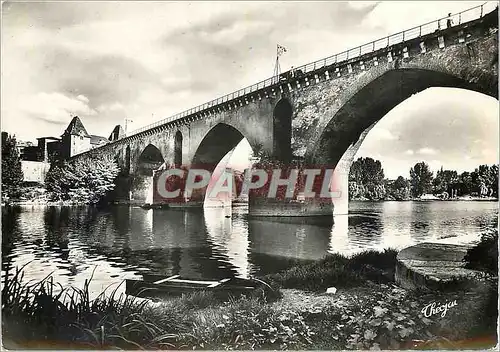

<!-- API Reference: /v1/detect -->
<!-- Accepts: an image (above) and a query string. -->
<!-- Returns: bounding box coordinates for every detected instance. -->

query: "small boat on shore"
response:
[125,274,277,300]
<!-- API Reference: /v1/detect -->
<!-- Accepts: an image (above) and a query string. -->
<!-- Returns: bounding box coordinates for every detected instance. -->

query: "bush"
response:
[463,229,498,276]
[45,155,119,204]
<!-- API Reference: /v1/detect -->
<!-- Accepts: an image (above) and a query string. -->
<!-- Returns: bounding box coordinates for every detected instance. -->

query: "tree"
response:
[387,176,411,200]
[409,161,433,197]
[349,157,386,200]
[433,166,458,195]
[1,133,24,200]
[349,157,385,185]
[488,164,499,197]
[45,155,119,204]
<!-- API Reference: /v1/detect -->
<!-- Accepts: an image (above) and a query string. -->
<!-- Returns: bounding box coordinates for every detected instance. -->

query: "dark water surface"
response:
[2,201,497,297]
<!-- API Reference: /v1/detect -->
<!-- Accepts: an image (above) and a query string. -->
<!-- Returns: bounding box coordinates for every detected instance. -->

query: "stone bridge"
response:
[75,4,498,218]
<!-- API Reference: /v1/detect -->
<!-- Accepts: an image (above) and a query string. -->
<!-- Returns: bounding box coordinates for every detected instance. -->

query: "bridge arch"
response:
[189,123,254,205]
[174,131,183,167]
[273,98,293,163]
[309,68,497,166]
[307,67,498,214]
[125,145,131,174]
[131,143,165,203]
[137,144,165,175]
[191,123,251,171]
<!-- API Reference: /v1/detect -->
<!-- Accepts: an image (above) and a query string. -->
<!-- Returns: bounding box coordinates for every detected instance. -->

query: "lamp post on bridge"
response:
[274,44,287,84]
[124,118,133,136]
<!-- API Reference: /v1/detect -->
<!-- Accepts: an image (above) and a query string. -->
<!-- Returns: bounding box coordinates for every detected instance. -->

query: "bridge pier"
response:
[245,162,335,223]
[131,175,155,205]
[248,196,334,223]
[331,160,350,216]
[112,173,132,203]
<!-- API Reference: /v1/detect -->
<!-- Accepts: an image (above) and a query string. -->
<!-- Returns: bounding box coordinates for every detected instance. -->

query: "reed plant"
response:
[2,264,183,349]
[2,265,302,350]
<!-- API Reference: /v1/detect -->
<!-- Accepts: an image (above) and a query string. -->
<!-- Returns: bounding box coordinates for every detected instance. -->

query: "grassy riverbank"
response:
[2,249,497,350]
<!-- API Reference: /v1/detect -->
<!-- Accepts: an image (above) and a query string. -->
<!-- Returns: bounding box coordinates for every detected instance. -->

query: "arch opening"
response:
[125,145,131,175]
[308,68,498,215]
[175,131,183,167]
[273,98,293,163]
[137,144,164,176]
[311,68,497,166]
[132,144,165,204]
[191,123,253,207]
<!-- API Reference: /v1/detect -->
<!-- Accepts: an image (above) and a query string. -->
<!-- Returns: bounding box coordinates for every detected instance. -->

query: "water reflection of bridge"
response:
[32,206,353,279]
[5,202,494,291]
[3,205,405,282]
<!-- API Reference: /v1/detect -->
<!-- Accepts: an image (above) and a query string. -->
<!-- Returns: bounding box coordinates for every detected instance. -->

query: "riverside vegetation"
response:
[348,157,498,201]
[3,232,498,350]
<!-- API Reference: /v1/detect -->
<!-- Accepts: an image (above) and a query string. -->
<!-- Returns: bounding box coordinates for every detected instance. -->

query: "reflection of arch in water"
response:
[329,214,350,255]
[123,208,239,279]
[204,207,250,278]
[328,202,390,255]
[247,217,331,260]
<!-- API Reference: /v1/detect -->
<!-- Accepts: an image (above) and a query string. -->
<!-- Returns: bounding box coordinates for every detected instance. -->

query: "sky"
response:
[2,1,498,178]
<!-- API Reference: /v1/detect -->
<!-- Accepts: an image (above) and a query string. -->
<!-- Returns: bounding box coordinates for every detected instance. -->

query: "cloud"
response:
[348,1,377,8]
[76,95,89,103]
[18,92,97,126]
[370,128,397,140]
[405,149,414,155]
[98,102,125,113]
[2,0,498,147]
[417,147,438,155]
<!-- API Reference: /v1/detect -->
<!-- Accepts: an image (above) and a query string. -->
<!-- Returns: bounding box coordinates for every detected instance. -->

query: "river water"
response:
[2,201,497,296]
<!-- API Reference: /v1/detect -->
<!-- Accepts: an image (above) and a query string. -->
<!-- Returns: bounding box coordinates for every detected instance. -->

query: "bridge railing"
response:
[124,2,496,139]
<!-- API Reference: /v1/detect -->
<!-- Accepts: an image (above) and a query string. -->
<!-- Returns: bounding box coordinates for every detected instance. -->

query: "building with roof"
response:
[108,125,125,141]
[15,140,35,160]
[60,116,92,159]
[59,116,109,158]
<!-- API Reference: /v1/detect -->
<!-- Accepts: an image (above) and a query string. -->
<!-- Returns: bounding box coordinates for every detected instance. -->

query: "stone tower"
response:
[60,116,91,159]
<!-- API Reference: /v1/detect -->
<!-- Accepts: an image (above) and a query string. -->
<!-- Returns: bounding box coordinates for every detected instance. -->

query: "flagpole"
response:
[274,44,287,84]
[274,45,280,83]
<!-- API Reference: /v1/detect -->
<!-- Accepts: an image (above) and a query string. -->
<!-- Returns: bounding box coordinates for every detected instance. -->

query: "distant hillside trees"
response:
[45,155,119,204]
[472,164,498,197]
[1,133,24,200]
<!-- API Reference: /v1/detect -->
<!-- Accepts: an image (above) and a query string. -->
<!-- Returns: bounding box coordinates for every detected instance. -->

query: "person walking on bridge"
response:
[446,13,454,28]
